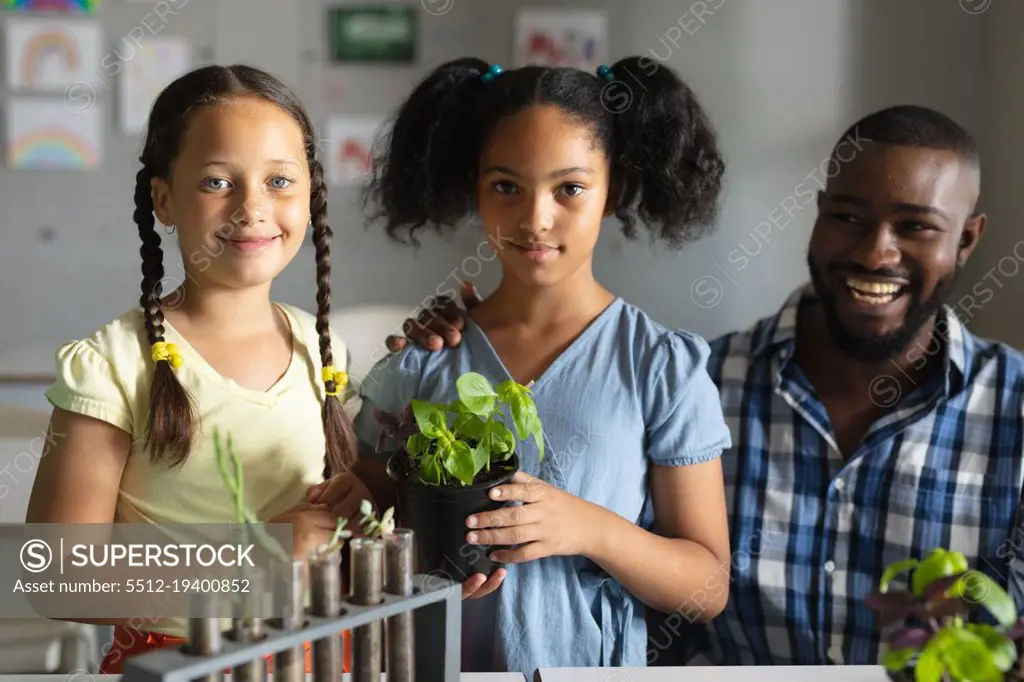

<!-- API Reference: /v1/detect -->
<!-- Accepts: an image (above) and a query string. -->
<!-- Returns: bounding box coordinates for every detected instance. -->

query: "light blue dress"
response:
[352,297,731,675]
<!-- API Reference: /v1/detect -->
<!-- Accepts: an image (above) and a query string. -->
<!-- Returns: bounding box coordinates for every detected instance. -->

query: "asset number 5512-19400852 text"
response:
[125,578,251,593]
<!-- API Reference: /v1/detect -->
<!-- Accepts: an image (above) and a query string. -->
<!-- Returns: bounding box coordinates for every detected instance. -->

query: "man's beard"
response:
[807,254,961,363]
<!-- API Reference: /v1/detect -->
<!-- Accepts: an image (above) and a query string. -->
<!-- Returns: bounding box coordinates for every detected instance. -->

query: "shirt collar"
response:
[751,282,970,396]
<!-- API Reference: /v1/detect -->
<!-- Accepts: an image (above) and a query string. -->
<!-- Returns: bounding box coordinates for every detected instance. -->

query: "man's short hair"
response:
[836,104,979,166]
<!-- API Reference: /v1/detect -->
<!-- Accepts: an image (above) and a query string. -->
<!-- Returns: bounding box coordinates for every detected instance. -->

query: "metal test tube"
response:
[187,590,223,682]
[270,559,306,682]
[350,537,384,682]
[309,549,342,682]
[384,530,415,682]
[231,567,267,682]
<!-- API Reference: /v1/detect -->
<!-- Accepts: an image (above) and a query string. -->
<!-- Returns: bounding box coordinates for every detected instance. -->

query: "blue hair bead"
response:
[481,64,503,83]
[596,64,614,82]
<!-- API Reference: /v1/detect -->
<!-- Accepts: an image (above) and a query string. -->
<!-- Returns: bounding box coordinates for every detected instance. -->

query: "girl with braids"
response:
[25,64,368,672]
[310,57,732,674]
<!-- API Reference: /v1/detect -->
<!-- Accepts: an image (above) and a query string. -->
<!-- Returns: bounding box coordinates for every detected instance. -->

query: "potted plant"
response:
[374,371,544,578]
[866,547,1024,681]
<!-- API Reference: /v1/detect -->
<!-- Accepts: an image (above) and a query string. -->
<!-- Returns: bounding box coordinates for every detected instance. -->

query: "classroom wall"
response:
[0,0,999,411]
[960,0,1024,348]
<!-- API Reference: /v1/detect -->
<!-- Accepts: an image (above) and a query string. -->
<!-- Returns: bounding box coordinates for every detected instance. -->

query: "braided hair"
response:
[134,64,356,477]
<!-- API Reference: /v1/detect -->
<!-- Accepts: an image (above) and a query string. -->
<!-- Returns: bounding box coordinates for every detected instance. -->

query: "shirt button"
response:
[824,560,835,574]
[828,644,843,663]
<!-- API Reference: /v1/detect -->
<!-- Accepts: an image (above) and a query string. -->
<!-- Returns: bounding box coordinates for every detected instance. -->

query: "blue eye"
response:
[204,178,230,190]
[270,176,293,189]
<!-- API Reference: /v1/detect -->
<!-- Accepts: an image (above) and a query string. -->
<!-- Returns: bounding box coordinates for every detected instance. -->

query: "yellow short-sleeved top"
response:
[45,302,343,527]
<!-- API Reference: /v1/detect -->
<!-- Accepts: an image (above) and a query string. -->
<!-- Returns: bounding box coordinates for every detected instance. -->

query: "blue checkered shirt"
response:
[680,283,1024,667]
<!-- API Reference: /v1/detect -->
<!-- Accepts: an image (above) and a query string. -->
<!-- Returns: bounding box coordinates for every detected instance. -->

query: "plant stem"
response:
[214,428,290,563]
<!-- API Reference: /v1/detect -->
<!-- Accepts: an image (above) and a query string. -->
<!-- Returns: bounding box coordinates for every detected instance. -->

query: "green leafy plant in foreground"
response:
[867,547,1024,681]
[401,372,544,487]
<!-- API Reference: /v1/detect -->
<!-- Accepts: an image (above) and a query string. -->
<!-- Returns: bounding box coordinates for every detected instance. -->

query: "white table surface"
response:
[533,666,891,681]
[0,668,893,682]
[0,671,528,675]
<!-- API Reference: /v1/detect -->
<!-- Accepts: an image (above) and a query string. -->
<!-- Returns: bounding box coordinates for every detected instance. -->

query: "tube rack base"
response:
[120,574,461,682]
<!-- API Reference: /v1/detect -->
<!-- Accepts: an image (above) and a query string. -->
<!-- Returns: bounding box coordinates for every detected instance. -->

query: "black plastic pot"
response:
[387,451,520,580]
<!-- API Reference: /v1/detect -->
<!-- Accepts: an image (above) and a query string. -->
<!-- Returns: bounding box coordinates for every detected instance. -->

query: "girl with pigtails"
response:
[311,56,734,674]
[25,64,370,672]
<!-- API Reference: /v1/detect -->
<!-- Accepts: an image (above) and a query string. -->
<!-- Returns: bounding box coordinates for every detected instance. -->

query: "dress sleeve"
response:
[44,339,133,434]
[352,348,425,463]
[641,330,732,467]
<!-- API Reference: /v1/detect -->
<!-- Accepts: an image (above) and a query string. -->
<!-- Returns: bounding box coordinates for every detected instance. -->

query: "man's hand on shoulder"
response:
[385,281,483,353]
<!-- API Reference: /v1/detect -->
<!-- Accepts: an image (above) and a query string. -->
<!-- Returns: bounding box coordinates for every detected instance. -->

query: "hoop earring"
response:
[163,223,175,235]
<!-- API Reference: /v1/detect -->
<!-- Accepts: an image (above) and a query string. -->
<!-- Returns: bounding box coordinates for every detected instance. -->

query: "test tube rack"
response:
[120,531,459,682]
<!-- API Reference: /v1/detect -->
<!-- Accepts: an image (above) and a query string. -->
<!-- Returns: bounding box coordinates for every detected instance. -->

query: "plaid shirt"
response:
[684,283,1024,666]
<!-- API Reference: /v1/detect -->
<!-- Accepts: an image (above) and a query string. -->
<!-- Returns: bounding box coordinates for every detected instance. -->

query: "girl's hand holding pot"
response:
[461,569,507,600]
[464,471,602,563]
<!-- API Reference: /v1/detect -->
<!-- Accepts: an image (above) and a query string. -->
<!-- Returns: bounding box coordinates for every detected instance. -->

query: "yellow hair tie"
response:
[322,365,348,397]
[151,341,183,369]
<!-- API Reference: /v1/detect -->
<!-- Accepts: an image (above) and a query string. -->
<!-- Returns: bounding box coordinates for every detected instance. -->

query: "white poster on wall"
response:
[118,37,191,134]
[5,96,102,169]
[4,18,104,93]
[324,117,384,186]
[514,7,608,72]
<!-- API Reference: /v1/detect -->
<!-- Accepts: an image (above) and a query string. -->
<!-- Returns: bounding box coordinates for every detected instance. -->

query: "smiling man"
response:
[687,105,1024,667]
[383,104,1024,667]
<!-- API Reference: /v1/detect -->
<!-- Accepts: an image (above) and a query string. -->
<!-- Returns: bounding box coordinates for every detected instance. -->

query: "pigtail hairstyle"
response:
[363,57,491,245]
[136,64,358,477]
[134,162,196,468]
[364,55,725,249]
[309,155,359,477]
[602,56,725,247]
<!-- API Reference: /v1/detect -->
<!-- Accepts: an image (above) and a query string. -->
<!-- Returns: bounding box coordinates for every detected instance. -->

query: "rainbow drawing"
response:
[1,0,100,12]
[19,29,80,86]
[9,124,99,169]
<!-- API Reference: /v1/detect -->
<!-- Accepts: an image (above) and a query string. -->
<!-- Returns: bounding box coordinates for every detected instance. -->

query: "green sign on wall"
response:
[327,6,417,63]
